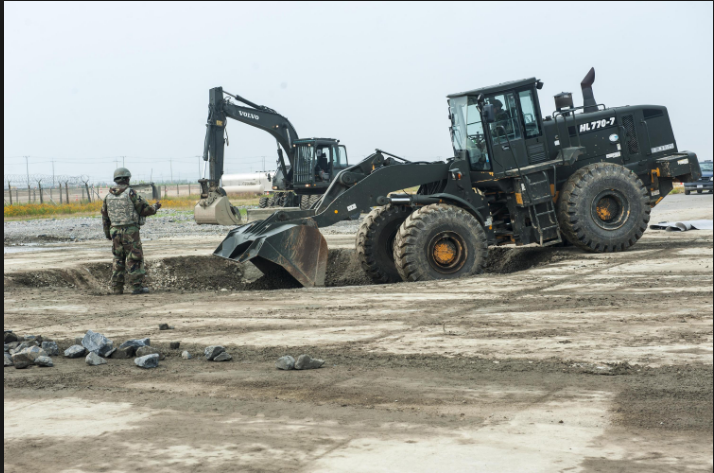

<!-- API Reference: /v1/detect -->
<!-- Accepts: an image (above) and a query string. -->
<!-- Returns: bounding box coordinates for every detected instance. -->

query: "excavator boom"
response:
[195,87,300,225]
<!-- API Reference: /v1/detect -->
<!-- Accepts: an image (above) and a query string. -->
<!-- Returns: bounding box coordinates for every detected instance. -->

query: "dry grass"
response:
[4,201,103,218]
[4,193,263,219]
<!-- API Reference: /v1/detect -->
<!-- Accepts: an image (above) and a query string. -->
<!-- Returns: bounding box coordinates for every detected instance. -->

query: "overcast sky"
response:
[4,1,713,184]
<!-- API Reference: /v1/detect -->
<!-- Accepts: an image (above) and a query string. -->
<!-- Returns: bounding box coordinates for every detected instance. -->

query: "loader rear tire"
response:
[393,204,488,282]
[356,205,412,284]
[259,197,269,209]
[557,162,650,253]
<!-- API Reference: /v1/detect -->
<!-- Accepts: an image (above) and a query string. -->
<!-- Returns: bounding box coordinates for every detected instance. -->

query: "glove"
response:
[153,201,162,211]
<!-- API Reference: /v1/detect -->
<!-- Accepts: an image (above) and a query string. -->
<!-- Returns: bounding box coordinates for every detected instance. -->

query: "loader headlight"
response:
[609,134,619,142]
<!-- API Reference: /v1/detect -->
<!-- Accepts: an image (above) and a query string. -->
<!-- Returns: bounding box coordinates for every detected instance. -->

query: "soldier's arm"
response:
[101,199,111,239]
[129,189,159,217]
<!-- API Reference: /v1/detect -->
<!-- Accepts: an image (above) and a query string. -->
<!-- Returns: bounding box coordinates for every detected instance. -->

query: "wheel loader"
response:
[211,68,702,287]
[194,87,350,225]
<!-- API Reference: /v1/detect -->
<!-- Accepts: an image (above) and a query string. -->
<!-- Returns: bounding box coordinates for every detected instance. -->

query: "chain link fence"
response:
[3,174,109,205]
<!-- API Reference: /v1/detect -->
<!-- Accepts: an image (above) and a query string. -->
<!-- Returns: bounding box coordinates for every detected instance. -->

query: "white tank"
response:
[221,172,273,194]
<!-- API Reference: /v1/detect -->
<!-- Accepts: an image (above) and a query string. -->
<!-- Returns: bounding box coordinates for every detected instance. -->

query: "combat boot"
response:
[112,286,124,295]
[131,287,150,295]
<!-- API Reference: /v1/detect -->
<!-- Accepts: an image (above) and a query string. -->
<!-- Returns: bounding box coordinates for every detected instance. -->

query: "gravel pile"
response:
[5,209,363,245]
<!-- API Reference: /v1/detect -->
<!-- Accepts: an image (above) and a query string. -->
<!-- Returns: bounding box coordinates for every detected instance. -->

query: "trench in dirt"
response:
[4,246,574,293]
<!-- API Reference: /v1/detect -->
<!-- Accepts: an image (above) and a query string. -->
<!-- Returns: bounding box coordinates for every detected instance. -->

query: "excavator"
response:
[194,87,350,225]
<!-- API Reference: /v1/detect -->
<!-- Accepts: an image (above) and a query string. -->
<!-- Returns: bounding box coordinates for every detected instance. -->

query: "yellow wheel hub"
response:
[433,241,457,265]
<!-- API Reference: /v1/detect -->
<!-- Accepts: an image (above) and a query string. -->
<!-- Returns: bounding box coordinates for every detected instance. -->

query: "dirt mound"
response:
[484,246,573,274]
[325,248,372,287]
[5,246,574,293]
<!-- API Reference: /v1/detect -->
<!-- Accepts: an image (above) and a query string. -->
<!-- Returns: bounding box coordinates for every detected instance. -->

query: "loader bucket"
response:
[213,215,328,287]
[194,195,243,226]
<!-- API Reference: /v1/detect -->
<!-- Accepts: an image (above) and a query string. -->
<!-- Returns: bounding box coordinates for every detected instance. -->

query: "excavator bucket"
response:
[194,195,243,226]
[213,213,328,287]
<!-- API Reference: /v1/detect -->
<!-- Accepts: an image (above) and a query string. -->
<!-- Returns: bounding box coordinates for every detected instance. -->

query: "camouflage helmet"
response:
[113,167,132,181]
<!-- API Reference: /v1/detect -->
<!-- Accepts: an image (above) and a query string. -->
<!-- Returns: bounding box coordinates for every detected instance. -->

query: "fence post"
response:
[188,184,191,195]
[164,186,167,199]
[59,183,63,204]
[38,182,44,204]
[7,182,12,205]
[177,183,179,196]
[15,188,19,204]
[84,182,92,203]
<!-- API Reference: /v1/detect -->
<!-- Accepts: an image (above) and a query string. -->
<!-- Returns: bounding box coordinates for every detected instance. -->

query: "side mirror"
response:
[481,104,496,124]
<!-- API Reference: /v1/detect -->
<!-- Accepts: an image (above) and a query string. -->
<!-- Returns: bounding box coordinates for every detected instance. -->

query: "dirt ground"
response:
[4,194,713,473]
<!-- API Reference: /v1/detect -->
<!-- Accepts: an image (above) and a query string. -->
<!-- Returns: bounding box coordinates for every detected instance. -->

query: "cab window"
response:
[335,145,348,169]
[518,90,541,138]
[486,92,521,145]
[449,96,491,171]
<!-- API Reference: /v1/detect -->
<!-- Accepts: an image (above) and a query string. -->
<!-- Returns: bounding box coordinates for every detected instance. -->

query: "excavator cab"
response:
[292,139,349,191]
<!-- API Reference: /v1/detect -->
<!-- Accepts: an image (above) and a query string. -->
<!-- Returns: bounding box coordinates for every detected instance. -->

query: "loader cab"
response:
[448,78,546,178]
[292,138,349,190]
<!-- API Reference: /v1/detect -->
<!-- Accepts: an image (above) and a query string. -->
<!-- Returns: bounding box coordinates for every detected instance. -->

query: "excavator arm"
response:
[195,87,300,225]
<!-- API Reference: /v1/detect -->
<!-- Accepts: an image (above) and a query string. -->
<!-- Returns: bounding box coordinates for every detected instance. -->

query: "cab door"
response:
[517,88,547,165]
[485,91,529,175]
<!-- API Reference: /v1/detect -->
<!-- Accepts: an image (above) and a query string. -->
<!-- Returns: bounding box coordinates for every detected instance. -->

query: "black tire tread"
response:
[356,205,411,284]
[557,162,650,253]
[393,204,488,282]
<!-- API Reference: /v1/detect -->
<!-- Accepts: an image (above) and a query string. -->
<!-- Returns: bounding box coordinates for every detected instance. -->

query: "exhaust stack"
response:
[581,67,598,113]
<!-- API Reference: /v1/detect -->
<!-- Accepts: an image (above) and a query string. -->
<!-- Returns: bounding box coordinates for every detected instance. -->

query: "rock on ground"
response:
[295,354,325,370]
[10,341,39,355]
[169,342,181,350]
[35,356,54,367]
[21,346,48,361]
[85,352,107,366]
[110,347,135,359]
[135,354,159,369]
[213,352,232,362]
[276,355,296,370]
[135,346,162,359]
[11,352,34,369]
[64,345,87,358]
[118,338,150,351]
[204,346,225,361]
[4,331,19,343]
[159,323,171,330]
[23,335,43,344]
[41,341,59,356]
[82,330,114,357]
[4,353,13,367]
[181,351,192,360]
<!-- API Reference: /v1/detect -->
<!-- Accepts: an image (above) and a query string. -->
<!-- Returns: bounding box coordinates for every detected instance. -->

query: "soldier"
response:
[101,168,161,295]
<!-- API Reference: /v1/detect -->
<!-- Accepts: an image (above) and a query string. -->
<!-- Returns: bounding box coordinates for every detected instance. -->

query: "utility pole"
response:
[169,159,173,183]
[122,156,126,167]
[51,160,56,188]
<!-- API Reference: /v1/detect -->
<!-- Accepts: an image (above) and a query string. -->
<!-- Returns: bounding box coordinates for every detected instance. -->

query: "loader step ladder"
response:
[518,171,562,247]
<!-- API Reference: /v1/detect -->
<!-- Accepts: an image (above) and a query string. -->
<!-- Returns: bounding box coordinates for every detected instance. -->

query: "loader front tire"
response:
[356,205,412,284]
[259,197,269,209]
[557,162,650,253]
[393,204,488,282]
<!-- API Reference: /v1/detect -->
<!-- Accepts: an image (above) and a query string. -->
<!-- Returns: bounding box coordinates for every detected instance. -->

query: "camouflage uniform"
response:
[101,185,158,291]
